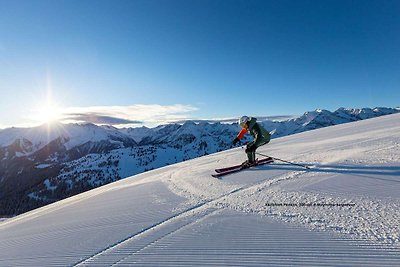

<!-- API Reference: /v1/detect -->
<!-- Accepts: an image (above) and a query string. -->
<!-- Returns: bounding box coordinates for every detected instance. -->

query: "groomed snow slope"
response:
[1,113,400,266]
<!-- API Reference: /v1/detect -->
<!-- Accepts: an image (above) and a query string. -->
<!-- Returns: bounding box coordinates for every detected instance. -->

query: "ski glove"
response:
[232,137,239,145]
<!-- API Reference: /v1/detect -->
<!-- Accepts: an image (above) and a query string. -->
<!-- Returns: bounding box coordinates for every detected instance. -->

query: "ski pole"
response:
[255,152,310,169]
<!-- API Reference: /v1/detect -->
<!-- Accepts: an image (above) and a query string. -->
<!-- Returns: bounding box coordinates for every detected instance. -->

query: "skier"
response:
[232,116,271,167]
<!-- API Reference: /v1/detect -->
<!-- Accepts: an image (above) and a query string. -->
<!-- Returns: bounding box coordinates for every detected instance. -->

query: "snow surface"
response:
[0,113,400,266]
[35,163,53,169]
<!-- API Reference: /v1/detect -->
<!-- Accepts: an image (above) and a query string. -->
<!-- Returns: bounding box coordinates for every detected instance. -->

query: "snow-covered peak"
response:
[0,123,67,151]
[121,126,152,143]
[0,122,137,155]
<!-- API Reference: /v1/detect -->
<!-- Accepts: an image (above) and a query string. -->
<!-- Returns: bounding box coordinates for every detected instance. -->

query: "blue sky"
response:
[0,0,399,128]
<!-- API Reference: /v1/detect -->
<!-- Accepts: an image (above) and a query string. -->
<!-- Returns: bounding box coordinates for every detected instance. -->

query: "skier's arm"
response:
[237,128,248,140]
[232,128,248,145]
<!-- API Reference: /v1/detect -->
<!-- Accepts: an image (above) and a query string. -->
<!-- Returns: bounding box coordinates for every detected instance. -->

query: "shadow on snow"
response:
[258,162,400,184]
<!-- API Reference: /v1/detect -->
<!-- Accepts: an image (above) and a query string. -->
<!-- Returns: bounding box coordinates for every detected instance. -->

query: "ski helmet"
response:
[239,116,250,127]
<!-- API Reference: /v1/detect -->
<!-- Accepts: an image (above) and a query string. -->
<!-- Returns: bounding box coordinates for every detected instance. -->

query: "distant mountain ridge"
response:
[0,107,398,215]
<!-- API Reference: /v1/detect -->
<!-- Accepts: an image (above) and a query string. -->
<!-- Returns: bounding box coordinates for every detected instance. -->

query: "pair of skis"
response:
[212,153,311,178]
[212,157,274,178]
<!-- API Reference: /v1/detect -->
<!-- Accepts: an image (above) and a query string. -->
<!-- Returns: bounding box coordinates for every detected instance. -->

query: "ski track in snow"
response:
[113,210,400,267]
[1,113,400,266]
[76,169,302,265]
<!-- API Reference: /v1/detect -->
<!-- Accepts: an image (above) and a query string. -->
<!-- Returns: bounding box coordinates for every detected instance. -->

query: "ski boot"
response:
[241,160,257,169]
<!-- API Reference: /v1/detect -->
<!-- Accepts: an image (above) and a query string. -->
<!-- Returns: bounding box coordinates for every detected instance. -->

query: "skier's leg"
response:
[254,139,270,160]
[248,150,256,162]
[253,141,268,160]
[245,142,256,164]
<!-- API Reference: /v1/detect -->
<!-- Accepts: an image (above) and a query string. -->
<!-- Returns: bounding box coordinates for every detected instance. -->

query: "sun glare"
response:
[31,95,62,125]
[35,103,61,124]
[30,76,65,126]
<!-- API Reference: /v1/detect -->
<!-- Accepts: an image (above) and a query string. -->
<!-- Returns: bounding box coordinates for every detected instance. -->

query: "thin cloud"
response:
[59,104,198,127]
[64,113,143,125]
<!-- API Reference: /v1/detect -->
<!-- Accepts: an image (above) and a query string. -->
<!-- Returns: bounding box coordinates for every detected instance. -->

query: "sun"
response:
[28,74,66,126]
[34,103,61,124]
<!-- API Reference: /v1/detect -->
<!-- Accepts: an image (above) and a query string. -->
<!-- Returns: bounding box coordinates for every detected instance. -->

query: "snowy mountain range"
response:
[0,107,399,216]
[1,111,399,266]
